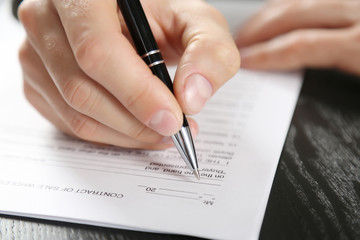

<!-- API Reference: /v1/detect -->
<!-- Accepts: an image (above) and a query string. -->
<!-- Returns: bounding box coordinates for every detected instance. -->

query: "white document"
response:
[0,1,302,240]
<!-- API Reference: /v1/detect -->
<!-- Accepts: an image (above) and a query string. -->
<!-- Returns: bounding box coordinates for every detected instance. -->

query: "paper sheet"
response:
[0,1,302,239]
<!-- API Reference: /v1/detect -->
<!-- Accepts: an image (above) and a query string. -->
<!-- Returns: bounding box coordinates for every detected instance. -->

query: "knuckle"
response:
[23,82,35,104]
[285,0,311,15]
[351,25,360,42]
[22,82,45,118]
[279,31,315,68]
[17,0,34,23]
[30,34,67,69]
[74,36,108,76]
[18,0,45,33]
[18,41,31,66]
[128,124,162,143]
[62,76,99,115]
[213,42,241,77]
[129,124,150,140]
[285,31,309,57]
[42,34,65,58]
[68,113,99,141]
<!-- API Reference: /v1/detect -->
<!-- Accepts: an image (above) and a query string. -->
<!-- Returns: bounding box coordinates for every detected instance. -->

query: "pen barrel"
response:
[118,0,174,93]
[148,63,188,127]
[148,63,174,93]
[117,0,158,55]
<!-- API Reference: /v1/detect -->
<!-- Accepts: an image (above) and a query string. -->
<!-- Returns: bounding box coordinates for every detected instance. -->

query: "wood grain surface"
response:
[260,69,360,240]
[1,69,359,240]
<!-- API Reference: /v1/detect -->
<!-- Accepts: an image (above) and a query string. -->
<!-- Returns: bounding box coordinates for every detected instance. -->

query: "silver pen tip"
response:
[193,169,200,180]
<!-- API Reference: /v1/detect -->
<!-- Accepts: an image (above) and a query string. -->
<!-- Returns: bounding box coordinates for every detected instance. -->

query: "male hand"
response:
[18,0,240,149]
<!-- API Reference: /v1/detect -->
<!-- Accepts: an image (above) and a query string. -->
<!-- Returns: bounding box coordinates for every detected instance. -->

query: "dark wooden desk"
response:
[1,69,360,239]
[260,69,360,240]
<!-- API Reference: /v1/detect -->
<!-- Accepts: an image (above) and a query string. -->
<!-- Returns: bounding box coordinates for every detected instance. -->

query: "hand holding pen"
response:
[18,0,239,150]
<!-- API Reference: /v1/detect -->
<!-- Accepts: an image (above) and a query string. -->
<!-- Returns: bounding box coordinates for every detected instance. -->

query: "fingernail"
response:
[185,74,212,114]
[150,110,179,136]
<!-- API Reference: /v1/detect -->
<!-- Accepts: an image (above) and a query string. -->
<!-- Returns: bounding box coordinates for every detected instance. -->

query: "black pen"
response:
[117,0,200,179]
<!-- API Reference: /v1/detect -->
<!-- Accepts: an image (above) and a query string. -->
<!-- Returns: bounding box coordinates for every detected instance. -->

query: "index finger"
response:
[51,0,183,136]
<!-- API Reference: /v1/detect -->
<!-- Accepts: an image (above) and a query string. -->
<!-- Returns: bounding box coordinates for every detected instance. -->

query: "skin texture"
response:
[235,0,360,76]
[17,0,240,149]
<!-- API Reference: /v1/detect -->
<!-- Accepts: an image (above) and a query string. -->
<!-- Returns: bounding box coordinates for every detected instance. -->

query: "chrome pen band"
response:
[141,49,164,67]
[141,49,160,58]
[148,60,164,67]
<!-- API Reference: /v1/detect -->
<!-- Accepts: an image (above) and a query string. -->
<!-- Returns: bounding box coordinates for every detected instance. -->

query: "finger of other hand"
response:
[239,27,360,76]
[236,0,360,47]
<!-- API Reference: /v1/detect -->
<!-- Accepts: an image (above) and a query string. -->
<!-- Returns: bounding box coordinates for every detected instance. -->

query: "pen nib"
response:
[193,169,200,180]
[171,126,199,179]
